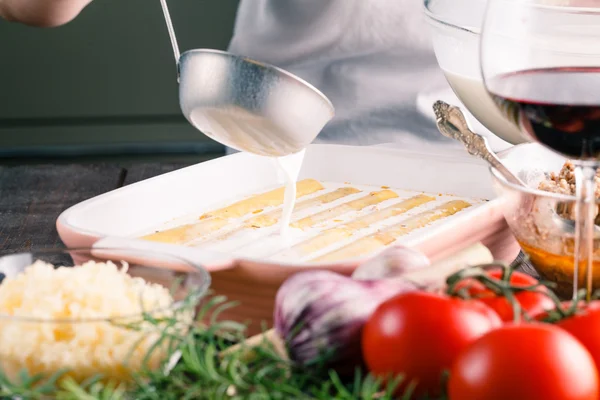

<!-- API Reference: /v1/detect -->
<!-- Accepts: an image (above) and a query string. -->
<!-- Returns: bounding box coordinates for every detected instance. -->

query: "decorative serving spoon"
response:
[432,100,600,238]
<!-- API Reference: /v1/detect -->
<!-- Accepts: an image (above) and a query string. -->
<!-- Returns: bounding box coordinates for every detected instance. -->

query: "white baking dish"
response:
[57,144,519,333]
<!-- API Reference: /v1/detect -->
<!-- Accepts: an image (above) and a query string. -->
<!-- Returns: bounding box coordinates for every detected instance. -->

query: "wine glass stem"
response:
[573,164,597,301]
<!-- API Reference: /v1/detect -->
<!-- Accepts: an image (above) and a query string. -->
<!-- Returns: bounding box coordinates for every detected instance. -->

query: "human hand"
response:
[0,0,93,27]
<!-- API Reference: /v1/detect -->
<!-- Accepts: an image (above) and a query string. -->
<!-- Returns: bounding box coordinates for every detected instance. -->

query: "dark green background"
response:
[0,0,240,158]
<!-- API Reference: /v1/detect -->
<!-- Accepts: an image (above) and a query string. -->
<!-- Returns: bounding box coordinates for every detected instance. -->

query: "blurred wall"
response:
[0,0,240,157]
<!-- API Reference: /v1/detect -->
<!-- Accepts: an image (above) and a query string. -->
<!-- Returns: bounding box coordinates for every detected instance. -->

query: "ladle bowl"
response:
[178,49,335,157]
[159,0,334,157]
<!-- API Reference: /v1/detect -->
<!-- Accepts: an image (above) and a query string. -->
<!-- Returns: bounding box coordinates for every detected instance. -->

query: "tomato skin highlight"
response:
[362,291,502,398]
[557,301,600,374]
[448,324,599,400]
[454,269,554,322]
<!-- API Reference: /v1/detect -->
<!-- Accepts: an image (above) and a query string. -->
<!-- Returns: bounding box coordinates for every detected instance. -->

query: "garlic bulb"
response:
[274,270,417,376]
[352,245,431,280]
[273,244,493,376]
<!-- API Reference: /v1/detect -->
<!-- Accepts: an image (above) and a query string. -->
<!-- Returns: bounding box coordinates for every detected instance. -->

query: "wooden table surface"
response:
[0,161,194,252]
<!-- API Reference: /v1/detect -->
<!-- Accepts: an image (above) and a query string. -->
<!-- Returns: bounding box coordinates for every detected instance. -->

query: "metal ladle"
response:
[158,0,335,157]
[432,100,600,238]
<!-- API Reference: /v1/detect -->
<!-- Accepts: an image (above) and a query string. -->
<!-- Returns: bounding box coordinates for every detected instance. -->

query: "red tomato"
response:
[556,301,600,373]
[362,291,502,398]
[453,269,554,322]
[448,324,599,400]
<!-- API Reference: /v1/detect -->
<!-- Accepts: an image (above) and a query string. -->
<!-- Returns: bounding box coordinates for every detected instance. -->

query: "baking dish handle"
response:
[91,237,236,272]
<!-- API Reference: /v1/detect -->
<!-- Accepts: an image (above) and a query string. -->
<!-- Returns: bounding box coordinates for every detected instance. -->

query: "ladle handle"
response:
[159,0,181,64]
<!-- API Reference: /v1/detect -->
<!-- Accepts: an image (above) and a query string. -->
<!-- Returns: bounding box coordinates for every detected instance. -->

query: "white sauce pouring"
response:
[274,149,306,237]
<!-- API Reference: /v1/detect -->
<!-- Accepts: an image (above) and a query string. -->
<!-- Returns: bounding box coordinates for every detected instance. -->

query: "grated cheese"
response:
[0,260,182,383]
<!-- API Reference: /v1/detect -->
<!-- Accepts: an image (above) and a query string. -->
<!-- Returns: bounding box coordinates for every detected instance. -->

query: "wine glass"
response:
[480,0,600,299]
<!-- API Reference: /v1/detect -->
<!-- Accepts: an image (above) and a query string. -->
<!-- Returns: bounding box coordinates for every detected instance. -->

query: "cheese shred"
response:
[0,260,179,383]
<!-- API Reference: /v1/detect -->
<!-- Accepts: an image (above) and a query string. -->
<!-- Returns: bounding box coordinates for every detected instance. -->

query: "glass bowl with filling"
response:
[0,247,210,386]
[491,143,600,297]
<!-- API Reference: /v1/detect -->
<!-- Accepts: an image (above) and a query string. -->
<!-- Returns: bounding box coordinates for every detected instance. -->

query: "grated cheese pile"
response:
[0,260,180,383]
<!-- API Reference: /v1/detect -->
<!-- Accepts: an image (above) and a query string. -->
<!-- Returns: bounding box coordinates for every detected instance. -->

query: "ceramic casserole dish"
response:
[58,144,519,333]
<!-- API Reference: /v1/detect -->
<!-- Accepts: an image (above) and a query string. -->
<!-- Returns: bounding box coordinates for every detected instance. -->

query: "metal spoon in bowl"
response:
[432,100,600,238]
[158,0,335,157]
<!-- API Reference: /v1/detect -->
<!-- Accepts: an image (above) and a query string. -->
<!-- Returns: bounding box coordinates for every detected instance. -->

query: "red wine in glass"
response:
[488,67,600,159]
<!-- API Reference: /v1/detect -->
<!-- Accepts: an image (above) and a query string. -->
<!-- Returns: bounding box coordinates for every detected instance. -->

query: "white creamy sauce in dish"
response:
[142,181,484,263]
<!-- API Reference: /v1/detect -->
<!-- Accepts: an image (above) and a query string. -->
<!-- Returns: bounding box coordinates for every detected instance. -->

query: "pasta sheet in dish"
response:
[140,179,481,263]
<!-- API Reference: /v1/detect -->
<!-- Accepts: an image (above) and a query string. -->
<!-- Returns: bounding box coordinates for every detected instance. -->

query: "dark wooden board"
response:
[123,163,191,186]
[0,161,196,252]
[0,164,124,251]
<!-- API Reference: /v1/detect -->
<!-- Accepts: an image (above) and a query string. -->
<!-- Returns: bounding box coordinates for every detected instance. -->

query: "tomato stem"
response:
[501,265,514,283]
[538,289,588,323]
[445,259,557,323]
[445,256,596,324]
[505,290,522,323]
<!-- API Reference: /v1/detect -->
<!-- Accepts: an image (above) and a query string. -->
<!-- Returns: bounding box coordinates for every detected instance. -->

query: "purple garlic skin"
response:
[274,270,417,376]
[352,245,431,280]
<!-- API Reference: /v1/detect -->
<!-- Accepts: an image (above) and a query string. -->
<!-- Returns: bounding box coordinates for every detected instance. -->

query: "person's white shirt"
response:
[227,0,507,156]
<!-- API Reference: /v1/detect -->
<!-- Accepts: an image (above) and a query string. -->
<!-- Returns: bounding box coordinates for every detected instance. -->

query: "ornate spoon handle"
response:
[432,100,526,187]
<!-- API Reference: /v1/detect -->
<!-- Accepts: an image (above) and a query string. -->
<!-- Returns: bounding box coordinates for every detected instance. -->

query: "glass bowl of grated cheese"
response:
[0,247,211,386]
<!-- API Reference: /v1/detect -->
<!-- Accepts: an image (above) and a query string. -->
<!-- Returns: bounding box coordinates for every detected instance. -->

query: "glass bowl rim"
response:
[424,0,600,36]
[490,145,600,204]
[0,246,211,324]
[423,0,480,36]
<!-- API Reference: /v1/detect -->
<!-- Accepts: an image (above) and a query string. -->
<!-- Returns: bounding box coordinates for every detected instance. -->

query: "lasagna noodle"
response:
[282,194,436,257]
[312,200,472,263]
[203,187,362,245]
[291,190,399,229]
[201,178,324,219]
[141,179,324,244]
[141,218,230,245]
[247,187,361,228]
